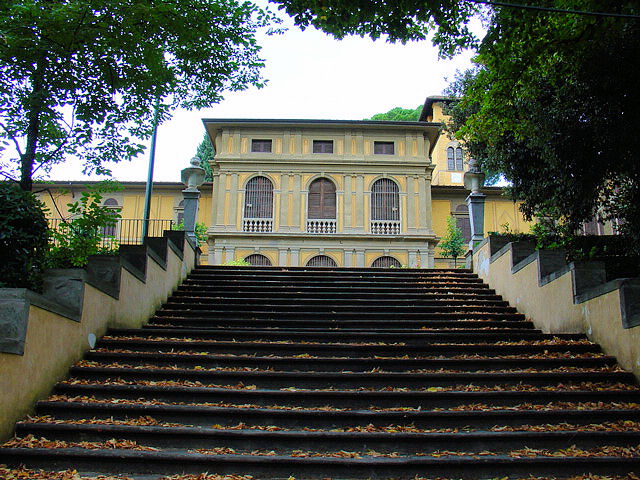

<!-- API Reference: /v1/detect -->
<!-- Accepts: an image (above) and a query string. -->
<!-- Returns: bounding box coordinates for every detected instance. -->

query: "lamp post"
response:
[180,156,206,246]
[463,157,486,251]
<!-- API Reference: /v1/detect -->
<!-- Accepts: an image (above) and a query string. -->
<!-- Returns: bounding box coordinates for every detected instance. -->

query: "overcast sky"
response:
[45,11,476,183]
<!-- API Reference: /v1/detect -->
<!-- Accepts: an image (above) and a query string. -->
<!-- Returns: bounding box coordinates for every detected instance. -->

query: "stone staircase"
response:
[1,266,640,479]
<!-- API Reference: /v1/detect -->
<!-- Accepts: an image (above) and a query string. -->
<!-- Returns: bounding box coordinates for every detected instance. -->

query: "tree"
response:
[195,133,215,182]
[0,1,280,191]
[439,215,466,267]
[365,106,422,122]
[445,1,640,251]
[269,0,480,56]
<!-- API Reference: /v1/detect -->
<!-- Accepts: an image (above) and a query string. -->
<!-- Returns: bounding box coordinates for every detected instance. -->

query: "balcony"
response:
[370,220,401,235]
[306,219,337,234]
[243,218,273,232]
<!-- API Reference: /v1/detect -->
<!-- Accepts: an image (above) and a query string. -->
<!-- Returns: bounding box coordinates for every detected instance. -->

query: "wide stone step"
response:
[14,422,640,453]
[1,446,638,478]
[68,366,636,389]
[103,328,582,344]
[172,289,503,300]
[177,284,498,295]
[83,350,617,372]
[95,338,602,356]
[53,383,640,409]
[146,317,535,330]
[153,310,527,321]
[34,400,640,429]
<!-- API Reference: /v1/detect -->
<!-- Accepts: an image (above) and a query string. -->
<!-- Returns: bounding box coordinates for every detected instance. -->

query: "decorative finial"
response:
[190,156,201,167]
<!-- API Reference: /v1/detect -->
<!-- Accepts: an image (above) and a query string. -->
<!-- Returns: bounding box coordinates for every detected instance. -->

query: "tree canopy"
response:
[445,1,640,248]
[365,106,422,122]
[268,0,480,56]
[0,0,280,190]
[196,133,215,182]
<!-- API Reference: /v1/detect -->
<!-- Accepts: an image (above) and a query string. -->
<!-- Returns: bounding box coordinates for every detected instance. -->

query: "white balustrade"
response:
[306,219,337,234]
[370,220,401,235]
[242,218,273,232]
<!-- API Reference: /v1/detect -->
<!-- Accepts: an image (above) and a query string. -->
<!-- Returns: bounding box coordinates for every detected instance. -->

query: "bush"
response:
[47,187,120,268]
[0,183,50,291]
[172,220,208,247]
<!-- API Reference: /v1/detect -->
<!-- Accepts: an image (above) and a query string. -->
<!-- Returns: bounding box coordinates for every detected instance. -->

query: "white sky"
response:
[43,12,476,183]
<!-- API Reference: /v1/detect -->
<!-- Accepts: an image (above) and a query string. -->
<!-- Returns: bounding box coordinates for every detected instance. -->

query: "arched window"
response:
[306,255,337,267]
[308,178,336,219]
[371,256,402,268]
[447,146,464,171]
[243,176,274,232]
[371,179,399,221]
[101,198,119,236]
[244,254,272,266]
[175,200,185,225]
[455,204,472,243]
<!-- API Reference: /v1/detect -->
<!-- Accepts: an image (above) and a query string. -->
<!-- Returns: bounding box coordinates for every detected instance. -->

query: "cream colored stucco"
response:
[0,237,196,441]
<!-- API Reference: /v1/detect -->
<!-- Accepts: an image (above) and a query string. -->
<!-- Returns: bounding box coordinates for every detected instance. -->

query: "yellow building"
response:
[36,95,534,267]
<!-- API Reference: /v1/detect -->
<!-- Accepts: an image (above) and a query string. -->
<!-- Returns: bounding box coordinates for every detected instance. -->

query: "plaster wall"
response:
[0,237,196,441]
[472,240,640,378]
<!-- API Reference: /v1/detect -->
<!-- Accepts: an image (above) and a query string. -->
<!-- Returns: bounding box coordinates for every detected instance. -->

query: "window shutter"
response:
[313,140,333,153]
[308,178,336,219]
[245,254,272,266]
[374,141,394,155]
[251,139,272,153]
[371,256,401,268]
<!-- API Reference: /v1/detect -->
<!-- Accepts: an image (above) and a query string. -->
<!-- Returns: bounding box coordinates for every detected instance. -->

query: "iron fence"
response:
[47,218,174,248]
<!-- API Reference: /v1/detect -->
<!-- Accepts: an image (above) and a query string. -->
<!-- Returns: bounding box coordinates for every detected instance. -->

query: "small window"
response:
[244,254,272,266]
[251,139,272,153]
[101,198,119,237]
[306,255,337,267]
[313,140,333,153]
[371,256,402,268]
[447,146,464,170]
[373,141,394,155]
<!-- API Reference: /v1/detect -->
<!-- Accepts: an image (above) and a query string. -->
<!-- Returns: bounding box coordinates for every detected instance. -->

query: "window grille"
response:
[244,176,273,219]
[308,178,336,219]
[251,139,272,153]
[244,254,272,266]
[373,141,394,155]
[175,200,185,225]
[306,255,337,267]
[371,256,402,268]
[101,198,119,236]
[313,140,333,153]
[371,179,399,221]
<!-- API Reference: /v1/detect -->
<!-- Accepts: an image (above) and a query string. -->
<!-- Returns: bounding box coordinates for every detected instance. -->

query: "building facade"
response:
[203,119,441,268]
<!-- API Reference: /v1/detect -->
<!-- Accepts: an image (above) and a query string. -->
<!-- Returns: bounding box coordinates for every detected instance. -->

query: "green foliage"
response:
[0,182,49,290]
[172,221,208,247]
[0,0,280,190]
[439,216,466,266]
[445,1,640,254]
[223,259,252,266]
[47,184,122,268]
[271,0,480,56]
[195,134,215,182]
[365,106,422,122]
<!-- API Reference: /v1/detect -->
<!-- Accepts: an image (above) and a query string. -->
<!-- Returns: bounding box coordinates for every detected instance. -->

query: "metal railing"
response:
[48,218,174,248]
[306,219,337,234]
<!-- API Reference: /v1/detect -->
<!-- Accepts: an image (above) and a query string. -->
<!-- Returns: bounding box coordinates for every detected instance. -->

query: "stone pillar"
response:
[355,249,366,267]
[181,189,201,245]
[278,248,288,266]
[344,249,353,268]
[466,192,487,250]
